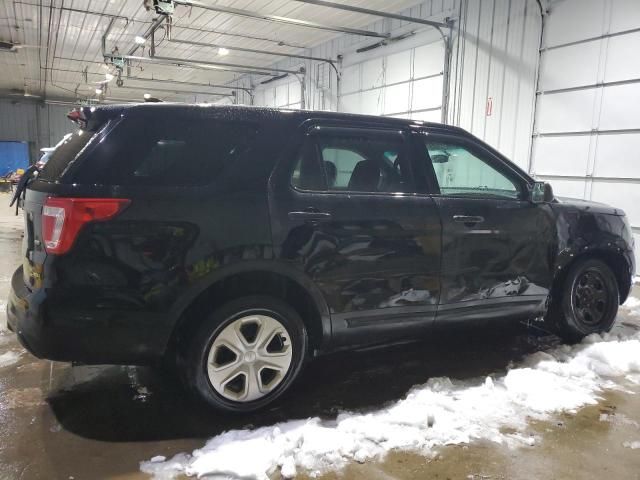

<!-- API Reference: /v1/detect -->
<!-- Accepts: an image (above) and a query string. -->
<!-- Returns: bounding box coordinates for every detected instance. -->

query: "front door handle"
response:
[453,215,485,226]
[288,210,332,223]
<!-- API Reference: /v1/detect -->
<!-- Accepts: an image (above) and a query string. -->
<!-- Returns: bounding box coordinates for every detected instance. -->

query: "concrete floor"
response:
[0,192,639,480]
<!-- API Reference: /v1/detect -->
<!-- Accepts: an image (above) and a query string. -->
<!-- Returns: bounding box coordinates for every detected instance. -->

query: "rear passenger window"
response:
[73,117,257,186]
[291,128,412,193]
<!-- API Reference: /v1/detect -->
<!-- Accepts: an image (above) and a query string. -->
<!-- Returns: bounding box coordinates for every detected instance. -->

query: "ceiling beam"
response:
[169,38,336,66]
[127,15,167,56]
[125,75,251,93]
[292,0,450,29]
[150,55,302,75]
[104,54,286,77]
[39,69,251,94]
[173,0,389,38]
[113,84,233,97]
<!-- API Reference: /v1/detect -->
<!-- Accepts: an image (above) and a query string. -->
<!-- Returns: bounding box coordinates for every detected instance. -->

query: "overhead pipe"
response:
[172,0,389,38]
[114,84,234,98]
[169,38,339,76]
[151,56,300,75]
[293,0,451,29]
[103,54,283,77]
[125,75,252,95]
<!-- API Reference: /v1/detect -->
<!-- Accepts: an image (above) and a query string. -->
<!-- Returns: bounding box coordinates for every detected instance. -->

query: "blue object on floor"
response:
[0,141,29,176]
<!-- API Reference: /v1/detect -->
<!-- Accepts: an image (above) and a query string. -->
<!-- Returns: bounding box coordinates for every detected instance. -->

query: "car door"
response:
[270,121,442,346]
[412,130,556,323]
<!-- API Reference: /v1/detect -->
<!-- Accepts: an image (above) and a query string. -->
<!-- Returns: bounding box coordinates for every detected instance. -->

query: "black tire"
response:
[547,258,619,343]
[183,295,308,413]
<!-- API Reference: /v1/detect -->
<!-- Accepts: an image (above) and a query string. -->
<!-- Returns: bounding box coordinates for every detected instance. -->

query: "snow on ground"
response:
[622,296,640,312]
[0,351,21,369]
[142,301,640,480]
[0,299,7,332]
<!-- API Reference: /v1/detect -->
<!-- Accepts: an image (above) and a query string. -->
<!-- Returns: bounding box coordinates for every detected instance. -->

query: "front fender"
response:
[552,206,635,301]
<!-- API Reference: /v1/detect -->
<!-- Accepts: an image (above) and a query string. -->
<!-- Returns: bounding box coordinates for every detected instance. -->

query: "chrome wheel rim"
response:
[206,314,293,402]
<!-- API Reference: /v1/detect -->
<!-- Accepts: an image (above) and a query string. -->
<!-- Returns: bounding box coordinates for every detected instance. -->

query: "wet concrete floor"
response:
[0,193,639,479]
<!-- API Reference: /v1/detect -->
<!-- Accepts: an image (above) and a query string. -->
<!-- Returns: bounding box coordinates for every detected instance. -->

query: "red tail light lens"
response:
[42,197,130,254]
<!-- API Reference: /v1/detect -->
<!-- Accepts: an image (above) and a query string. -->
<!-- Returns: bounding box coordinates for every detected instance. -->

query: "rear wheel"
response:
[548,258,619,342]
[183,295,307,412]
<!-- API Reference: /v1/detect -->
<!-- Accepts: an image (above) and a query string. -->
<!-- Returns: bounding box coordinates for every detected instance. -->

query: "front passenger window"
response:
[424,139,520,199]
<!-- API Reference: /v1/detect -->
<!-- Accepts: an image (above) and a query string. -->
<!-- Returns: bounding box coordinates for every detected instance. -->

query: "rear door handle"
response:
[288,210,332,223]
[453,215,485,226]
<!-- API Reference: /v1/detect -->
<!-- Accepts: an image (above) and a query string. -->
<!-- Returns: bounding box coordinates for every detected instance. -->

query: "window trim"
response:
[415,132,530,201]
[289,123,416,196]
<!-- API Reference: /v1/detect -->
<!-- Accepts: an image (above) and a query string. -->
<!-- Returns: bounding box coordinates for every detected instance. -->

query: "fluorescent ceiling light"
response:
[134,36,146,45]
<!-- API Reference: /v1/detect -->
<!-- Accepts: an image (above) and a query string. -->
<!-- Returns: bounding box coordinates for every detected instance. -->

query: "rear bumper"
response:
[7,266,52,358]
[7,266,167,365]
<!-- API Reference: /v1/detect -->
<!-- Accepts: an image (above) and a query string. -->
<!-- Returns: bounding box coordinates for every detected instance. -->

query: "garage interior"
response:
[0,0,639,479]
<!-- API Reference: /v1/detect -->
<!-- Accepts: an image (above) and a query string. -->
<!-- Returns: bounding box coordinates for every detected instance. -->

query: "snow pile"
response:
[0,299,7,332]
[0,351,21,368]
[622,296,640,315]
[142,304,640,480]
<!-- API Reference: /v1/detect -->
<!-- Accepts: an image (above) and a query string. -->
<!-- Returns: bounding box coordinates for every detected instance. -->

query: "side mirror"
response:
[530,181,554,203]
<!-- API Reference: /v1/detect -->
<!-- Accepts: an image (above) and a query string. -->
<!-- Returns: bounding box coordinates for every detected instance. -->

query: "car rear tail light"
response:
[42,197,130,254]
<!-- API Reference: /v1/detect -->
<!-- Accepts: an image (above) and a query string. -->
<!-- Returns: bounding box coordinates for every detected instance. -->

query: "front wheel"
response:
[548,258,619,342]
[184,295,308,412]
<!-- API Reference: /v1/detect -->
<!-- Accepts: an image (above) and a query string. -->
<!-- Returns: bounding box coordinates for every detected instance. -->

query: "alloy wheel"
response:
[206,314,293,402]
[571,269,610,326]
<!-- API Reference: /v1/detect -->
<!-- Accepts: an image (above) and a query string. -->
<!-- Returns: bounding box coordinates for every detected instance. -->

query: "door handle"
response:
[288,210,332,223]
[453,215,485,226]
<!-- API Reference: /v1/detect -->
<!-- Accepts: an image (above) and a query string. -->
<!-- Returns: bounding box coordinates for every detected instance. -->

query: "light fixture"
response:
[95,88,103,95]
[218,47,229,56]
[134,36,146,45]
[105,73,114,81]
[143,93,151,99]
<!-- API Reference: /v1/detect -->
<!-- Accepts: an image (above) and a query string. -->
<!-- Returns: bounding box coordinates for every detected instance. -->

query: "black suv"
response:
[7,104,635,412]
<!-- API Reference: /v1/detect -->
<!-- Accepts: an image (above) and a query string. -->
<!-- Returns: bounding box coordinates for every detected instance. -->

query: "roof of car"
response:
[90,103,466,133]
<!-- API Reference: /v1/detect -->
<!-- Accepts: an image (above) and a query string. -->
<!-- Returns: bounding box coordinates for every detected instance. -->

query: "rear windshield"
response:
[38,127,104,182]
[70,116,258,187]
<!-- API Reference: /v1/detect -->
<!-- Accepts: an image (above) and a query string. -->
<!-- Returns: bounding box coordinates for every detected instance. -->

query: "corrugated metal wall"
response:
[248,0,458,114]
[246,0,542,172]
[0,99,75,163]
[448,0,542,170]
[531,0,640,260]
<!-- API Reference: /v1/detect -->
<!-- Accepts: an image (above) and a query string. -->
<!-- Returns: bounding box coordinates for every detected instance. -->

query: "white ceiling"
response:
[0,0,424,103]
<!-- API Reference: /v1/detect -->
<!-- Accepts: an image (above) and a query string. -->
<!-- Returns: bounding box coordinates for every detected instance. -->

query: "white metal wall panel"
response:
[533,0,640,262]
[447,0,542,170]
[600,84,640,130]
[536,90,597,133]
[246,0,456,117]
[534,136,591,177]
[338,32,445,121]
[252,78,302,110]
[539,42,602,91]
[604,33,640,82]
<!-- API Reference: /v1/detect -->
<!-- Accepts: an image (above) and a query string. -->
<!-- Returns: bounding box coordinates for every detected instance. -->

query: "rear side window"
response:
[291,128,412,193]
[39,129,103,182]
[73,116,257,186]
